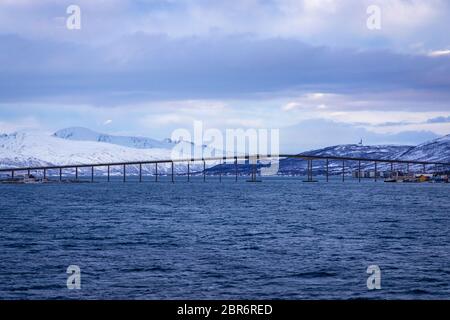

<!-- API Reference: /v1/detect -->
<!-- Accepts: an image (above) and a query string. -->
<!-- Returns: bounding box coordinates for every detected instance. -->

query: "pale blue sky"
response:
[1,0,450,151]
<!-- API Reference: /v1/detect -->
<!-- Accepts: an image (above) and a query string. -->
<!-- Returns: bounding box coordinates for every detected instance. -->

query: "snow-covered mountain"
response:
[303,144,413,160]
[207,138,450,175]
[394,134,450,163]
[0,128,219,174]
[54,127,178,149]
[285,136,450,168]
[53,126,223,162]
[1,128,449,176]
[278,144,414,174]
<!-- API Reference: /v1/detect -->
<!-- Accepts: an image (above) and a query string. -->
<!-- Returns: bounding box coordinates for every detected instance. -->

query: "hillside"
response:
[0,130,215,174]
[395,134,450,163]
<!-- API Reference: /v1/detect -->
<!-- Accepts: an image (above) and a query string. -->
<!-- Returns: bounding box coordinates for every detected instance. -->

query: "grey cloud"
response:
[1,33,450,107]
[362,116,450,127]
[426,116,450,123]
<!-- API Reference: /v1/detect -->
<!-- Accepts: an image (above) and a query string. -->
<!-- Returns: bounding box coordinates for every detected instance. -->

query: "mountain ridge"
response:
[53,127,179,149]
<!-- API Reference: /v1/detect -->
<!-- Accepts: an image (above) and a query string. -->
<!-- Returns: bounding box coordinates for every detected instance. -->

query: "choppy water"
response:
[0,177,449,299]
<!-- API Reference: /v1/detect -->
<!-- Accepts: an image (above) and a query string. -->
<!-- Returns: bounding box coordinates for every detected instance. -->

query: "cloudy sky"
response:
[1,0,450,152]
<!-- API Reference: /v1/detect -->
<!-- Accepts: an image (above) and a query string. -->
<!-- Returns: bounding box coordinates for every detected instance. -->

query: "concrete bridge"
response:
[1,154,449,183]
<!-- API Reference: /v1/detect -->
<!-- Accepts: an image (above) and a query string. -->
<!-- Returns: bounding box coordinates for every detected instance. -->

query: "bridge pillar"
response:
[107,166,109,182]
[203,160,206,182]
[59,168,62,181]
[235,157,238,182]
[171,162,174,183]
[246,159,261,183]
[91,166,94,183]
[326,159,329,182]
[155,163,158,182]
[123,164,126,182]
[358,161,361,183]
[303,159,317,182]
[308,159,311,181]
[252,160,256,182]
[139,163,142,183]
[375,161,377,182]
[187,162,190,182]
[342,160,345,182]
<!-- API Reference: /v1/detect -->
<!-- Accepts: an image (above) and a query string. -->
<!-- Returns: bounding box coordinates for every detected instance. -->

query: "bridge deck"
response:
[1,154,449,173]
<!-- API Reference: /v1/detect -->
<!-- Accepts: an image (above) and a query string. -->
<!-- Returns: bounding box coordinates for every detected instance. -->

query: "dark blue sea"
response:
[0,177,449,299]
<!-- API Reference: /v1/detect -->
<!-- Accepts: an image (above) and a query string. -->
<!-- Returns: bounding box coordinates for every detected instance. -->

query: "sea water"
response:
[0,177,448,299]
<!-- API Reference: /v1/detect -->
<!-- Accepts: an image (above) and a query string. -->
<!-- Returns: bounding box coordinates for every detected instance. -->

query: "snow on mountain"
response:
[395,134,450,163]
[1,128,449,176]
[53,126,223,162]
[54,127,176,149]
[208,137,450,175]
[0,130,217,174]
[278,144,413,174]
[0,134,53,168]
[1,131,164,168]
[303,144,413,159]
